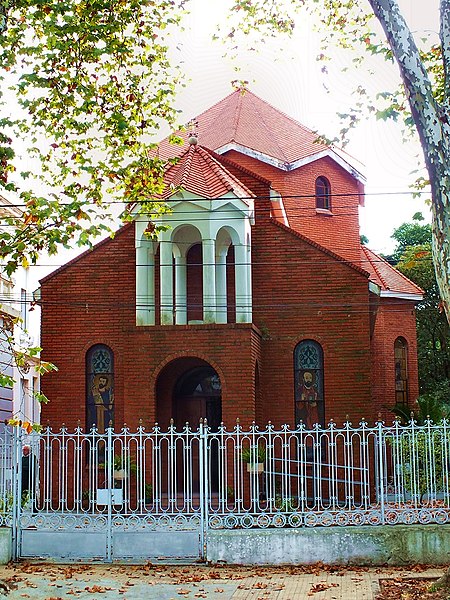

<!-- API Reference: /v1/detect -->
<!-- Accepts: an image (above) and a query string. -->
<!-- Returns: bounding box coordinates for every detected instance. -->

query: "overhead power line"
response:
[1,254,432,269]
[0,295,420,314]
[0,187,432,212]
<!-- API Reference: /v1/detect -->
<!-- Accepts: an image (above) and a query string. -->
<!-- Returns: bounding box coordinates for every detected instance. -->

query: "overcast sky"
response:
[24,0,439,292]
[165,0,438,254]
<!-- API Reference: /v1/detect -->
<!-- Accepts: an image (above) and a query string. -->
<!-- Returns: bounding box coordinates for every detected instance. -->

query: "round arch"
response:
[216,225,241,250]
[155,356,222,430]
[171,223,202,257]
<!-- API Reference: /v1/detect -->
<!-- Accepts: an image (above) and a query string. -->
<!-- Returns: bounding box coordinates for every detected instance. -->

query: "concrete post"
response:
[202,239,216,323]
[136,239,155,326]
[215,251,228,324]
[160,240,174,325]
[234,244,251,323]
[175,255,187,325]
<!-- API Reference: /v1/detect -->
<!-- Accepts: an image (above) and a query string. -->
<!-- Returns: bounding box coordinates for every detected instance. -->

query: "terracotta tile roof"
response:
[157,89,332,165]
[160,143,254,201]
[361,246,423,296]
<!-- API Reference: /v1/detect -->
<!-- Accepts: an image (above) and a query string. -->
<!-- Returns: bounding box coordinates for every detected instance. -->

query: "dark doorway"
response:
[173,366,222,491]
[174,366,222,429]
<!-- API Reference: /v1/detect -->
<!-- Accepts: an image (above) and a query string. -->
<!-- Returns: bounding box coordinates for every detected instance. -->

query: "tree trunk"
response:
[368,0,450,325]
[430,565,450,591]
[430,176,450,325]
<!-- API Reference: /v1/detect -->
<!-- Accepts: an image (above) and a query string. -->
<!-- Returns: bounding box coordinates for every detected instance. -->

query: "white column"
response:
[136,239,155,326]
[202,239,216,323]
[235,244,251,323]
[245,241,253,323]
[175,255,187,325]
[215,250,228,324]
[160,240,174,325]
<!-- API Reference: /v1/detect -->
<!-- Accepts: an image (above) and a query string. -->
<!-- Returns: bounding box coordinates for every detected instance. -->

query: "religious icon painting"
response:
[294,340,325,429]
[86,345,115,433]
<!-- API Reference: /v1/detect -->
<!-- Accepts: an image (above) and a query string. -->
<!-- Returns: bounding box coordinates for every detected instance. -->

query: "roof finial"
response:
[187,119,198,146]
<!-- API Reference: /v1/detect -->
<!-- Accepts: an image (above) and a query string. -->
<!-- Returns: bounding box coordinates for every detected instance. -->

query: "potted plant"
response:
[99,454,138,481]
[113,454,138,481]
[241,444,266,473]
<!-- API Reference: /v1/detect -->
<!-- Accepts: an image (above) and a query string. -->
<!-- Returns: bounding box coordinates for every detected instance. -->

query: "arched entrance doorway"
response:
[155,359,222,493]
[155,358,222,429]
[173,366,222,431]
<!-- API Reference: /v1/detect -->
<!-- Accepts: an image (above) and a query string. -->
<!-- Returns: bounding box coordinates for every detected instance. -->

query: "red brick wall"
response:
[40,225,263,430]
[41,213,373,431]
[370,299,419,423]
[222,151,362,264]
[39,152,417,432]
[250,219,372,427]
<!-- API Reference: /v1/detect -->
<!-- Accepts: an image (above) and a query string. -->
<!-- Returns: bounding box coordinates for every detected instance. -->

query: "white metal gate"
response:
[15,423,209,562]
[1,419,449,562]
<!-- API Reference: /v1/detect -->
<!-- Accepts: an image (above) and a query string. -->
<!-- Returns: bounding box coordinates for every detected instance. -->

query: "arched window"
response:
[86,345,114,432]
[394,337,408,405]
[294,340,324,428]
[315,176,331,211]
[186,243,203,322]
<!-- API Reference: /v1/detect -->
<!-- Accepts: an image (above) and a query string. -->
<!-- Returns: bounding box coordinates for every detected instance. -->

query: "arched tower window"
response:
[394,337,408,406]
[315,176,331,211]
[294,340,324,428]
[86,345,114,432]
[186,243,203,322]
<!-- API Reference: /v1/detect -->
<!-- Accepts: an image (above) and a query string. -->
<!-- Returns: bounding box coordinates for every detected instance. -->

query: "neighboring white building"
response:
[0,196,40,425]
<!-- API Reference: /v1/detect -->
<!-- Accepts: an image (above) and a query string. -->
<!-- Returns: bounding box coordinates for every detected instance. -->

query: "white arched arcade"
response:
[135,191,253,326]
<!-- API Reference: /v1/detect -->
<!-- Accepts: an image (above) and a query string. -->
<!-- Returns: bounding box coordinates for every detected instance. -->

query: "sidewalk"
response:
[0,562,445,599]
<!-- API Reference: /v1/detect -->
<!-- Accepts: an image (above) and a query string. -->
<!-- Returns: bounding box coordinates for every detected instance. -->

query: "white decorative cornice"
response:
[214,143,366,184]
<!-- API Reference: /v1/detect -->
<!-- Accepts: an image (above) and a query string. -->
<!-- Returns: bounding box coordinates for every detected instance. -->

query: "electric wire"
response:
[0,187,432,213]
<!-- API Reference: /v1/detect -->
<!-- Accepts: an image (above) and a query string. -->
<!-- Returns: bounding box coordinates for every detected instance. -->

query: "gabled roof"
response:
[158,89,365,182]
[271,219,369,277]
[361,246,423,299]
[39,224,133,285]
[160,143,254,201]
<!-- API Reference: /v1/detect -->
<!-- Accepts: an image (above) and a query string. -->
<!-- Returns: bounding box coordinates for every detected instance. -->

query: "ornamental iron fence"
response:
[0,419,449,561]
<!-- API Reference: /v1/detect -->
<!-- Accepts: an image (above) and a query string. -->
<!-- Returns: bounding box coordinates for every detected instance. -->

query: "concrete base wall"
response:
[207,525,450,566]
[0,528,12,564]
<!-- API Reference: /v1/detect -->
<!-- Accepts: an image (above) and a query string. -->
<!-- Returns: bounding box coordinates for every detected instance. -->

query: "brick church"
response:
[39,89,422,431]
